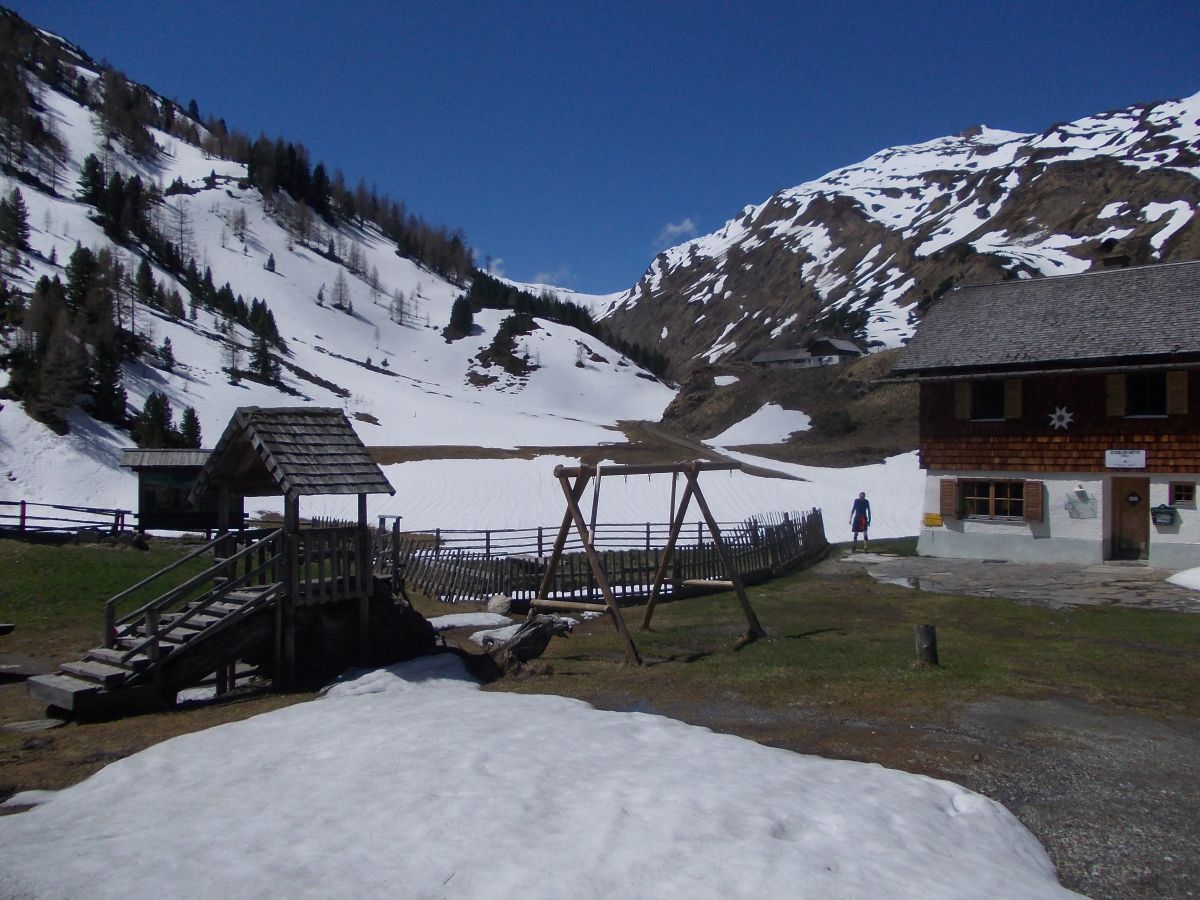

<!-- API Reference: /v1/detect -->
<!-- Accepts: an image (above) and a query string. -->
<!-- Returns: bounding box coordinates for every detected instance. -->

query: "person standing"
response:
[850,491,871,552]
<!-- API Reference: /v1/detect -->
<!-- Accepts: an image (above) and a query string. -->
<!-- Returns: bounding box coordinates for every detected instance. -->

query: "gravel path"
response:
[623,556,1200,898]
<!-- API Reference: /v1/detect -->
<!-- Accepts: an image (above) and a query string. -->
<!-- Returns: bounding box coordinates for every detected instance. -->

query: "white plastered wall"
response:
[917,470,1200,569]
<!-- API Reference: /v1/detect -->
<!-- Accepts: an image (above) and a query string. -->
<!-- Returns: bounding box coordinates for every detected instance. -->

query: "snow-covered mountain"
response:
[0,14,675,517]
[601,93,1200,372]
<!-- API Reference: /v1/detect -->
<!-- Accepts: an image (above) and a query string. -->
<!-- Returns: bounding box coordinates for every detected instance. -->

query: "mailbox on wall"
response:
[1152,504,1178,526]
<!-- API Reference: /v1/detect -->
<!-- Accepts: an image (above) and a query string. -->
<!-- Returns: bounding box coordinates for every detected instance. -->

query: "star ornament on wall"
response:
[1048,406,1075,430]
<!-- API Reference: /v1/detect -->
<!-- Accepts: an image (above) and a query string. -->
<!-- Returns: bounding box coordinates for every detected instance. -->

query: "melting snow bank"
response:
[710,402,812,447]
[1167,567,1200,592]
[0,655,1076,899]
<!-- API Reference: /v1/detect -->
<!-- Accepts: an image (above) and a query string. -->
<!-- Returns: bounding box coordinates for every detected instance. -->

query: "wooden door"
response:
[1110,477,1150,560]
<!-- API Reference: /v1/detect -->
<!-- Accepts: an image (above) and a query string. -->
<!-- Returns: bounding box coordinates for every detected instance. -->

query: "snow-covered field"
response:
[0,654,1077,900]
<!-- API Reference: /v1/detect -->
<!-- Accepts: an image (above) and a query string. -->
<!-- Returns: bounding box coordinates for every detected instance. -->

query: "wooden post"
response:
[556,471,642,665]
[535,471,590,603]
[19,499,26,532]
[641,479,695,630]
[358,493,370,664]
[915,625,939,667]
[281,493,300,689]
[686,468,766,640]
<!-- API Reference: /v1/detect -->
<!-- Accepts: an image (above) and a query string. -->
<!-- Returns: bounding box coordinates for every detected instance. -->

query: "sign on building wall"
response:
[1105,449,1147,469]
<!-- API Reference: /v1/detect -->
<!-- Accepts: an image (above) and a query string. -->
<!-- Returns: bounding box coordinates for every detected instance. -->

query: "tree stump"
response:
[914,624,939,667]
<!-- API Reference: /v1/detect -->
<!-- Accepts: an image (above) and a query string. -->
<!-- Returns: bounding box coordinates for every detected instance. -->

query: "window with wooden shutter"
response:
[939,479,959,518]
[1023,480,1044,522]
[953,382,970,420]
[1003,379,1021,418]
[1106,374,1125,417]
[1166,370,1188,415]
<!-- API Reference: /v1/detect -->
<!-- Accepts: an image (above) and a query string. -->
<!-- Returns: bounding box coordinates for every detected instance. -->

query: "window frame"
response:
[1170,481,1197,508]
[1124,371,1167,418]
[960,479,1027,521]
[970,380,1006,421]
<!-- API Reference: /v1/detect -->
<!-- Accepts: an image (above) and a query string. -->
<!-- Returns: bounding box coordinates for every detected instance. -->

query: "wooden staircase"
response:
[28,529,285,719]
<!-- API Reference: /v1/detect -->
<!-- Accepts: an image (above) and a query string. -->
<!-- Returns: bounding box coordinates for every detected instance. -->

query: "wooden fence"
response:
[0,500,133,535]
[374,509,827,604]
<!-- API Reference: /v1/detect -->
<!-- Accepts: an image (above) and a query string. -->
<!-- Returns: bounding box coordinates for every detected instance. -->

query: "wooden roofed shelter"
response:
[534,460,766,665]
[190,406,395,684]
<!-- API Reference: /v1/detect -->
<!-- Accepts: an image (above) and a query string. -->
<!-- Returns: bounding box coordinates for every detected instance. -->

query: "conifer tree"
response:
[135,257,155,304]
[448,294,473,337]
[250,334,280,382]
[180,406,202,448]
[33,311,86,431]
[89,340,126,424]
[77,154,105,205]
[159,336,175,370]
[0,188,30,250]
[135,391,174,448]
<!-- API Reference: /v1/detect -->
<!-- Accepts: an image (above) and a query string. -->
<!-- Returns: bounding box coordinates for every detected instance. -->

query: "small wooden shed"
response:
[189,406,395,682]
[120,448,243,533]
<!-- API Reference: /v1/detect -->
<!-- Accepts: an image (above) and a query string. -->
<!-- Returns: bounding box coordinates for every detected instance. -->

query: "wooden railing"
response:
[378,509,827,604]
[294,526,370,606]
[105,528,284,660]
[0,499,133,534]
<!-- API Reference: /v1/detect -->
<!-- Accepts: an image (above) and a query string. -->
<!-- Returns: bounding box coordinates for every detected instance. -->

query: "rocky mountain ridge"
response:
[601,93,1200,375]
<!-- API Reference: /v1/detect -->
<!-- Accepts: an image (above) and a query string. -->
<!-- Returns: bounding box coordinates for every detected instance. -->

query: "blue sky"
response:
[8,1,1200,293]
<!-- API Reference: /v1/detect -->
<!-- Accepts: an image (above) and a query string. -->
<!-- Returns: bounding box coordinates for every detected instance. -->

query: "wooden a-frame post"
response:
[533,460,766,665]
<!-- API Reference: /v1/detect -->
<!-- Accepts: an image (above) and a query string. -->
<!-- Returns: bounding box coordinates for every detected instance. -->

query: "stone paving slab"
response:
[846,553,1200,613]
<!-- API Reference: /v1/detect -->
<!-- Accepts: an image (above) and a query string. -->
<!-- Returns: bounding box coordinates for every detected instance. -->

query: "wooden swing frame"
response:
[532,460,766,665]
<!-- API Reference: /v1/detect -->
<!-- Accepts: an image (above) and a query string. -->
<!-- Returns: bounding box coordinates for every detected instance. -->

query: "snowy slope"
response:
[604,91,1200,369]
[0,69,674,512]
[0,655,1078,900]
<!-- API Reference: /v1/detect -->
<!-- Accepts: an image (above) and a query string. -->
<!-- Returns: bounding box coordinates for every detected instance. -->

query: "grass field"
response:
[4,536,1200,804]
[435,538,1200,723]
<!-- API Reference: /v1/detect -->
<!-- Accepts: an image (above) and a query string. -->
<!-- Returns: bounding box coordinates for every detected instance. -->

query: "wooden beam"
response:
[535,472,590,603]
[557,473,642,666]
[640,479,695,631]
[553,461,740,479]
[686,470,766,639]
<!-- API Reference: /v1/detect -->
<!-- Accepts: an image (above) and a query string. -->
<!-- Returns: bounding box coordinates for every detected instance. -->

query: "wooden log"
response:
[914,624,939,667]
[530,598,610,613]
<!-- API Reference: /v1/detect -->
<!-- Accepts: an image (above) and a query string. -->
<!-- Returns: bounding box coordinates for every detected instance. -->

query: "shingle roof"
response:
[120,449,212,469]
[819,338,863,354]
[190,407,394,500]
[893,260,1200,375]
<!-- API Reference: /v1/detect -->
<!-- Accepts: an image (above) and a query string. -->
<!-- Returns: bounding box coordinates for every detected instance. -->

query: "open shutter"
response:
[1166,370,1188,415]
[1105,374,1125,417]
[953,382,970,420]
[1023,480,1044,523]
[1169,483,1176,505]
[1003,379,1022,418]
[939,479,959,519]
